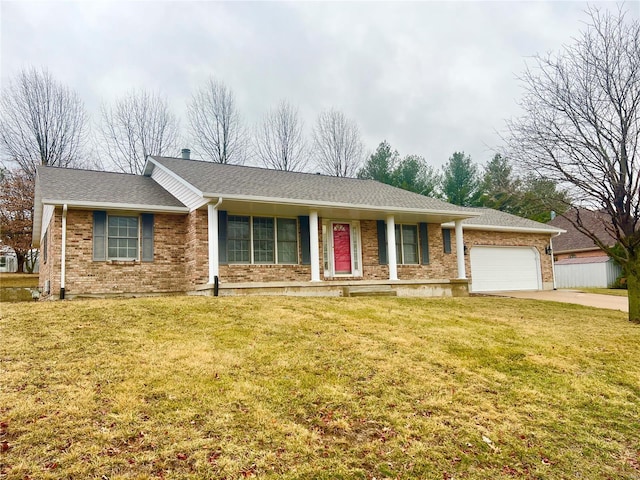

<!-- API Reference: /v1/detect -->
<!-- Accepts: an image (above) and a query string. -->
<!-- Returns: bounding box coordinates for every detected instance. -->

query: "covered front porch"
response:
[195,196,476,297]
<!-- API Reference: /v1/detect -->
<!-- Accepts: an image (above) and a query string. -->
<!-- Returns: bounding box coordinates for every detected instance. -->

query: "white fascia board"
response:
[148,157,204,196]
[32,182,43,246]
[441,222,566,234]
[202,192,481,219]
[40,199,189,214]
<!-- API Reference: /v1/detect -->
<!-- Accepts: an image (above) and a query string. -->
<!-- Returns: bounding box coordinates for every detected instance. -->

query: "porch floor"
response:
[191,278,469,298]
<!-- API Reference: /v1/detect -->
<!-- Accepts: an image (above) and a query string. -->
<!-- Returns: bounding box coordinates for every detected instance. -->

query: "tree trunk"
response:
[628,261,640,323]
[15,252,25,273]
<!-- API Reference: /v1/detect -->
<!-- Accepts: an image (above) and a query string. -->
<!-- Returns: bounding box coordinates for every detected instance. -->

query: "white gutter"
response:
[208,197,223,285]
[40,199,189,213]
[202,193,480,219]
[60,204,67,299]
[441,222,566,235]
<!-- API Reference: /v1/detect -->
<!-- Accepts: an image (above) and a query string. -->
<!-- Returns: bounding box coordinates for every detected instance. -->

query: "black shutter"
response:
[377,220,388,265]
[141,213,154,262]
[442,228,452,254]
[419,223,429,264]
[218,210,228,264]
[299,216,310,265]
[93,211,107,261]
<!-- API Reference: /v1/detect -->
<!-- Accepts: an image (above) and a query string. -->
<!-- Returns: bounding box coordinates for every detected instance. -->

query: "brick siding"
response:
[40,208,187,298]
[39,206,555,297]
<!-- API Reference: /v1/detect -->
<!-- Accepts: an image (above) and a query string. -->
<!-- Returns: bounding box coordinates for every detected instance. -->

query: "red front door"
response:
[332,223,352,274]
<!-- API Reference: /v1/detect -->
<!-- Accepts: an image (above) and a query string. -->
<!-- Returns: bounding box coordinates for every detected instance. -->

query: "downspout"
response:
[60,204,67,299]
[550,232,561,290]
[208,197,223,295]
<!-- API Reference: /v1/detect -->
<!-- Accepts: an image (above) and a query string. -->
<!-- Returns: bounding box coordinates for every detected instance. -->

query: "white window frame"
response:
[322,220,362,278]
[227,215,299,265]
[395,223,420,265]
[107,214,140,261]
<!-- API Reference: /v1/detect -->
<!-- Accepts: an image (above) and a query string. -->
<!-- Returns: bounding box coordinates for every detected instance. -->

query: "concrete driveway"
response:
[486,289,628,313]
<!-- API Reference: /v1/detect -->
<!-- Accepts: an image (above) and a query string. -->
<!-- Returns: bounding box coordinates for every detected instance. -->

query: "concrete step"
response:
[343,285,397,297]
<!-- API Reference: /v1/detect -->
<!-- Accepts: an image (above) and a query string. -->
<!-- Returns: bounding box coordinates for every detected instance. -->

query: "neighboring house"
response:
[548,209,621,288]
[33,154,563,299]
[0,246,39,273]
[547,208,616,260]
[0,246,18,273]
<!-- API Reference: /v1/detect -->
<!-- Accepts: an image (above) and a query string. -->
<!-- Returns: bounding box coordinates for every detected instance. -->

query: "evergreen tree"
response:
[357,140,397,184]
[441,152,480,206]
[478,154,520,212]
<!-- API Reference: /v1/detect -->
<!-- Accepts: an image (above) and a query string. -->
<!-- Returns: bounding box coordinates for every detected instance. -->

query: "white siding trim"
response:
[151,166,204,211]
[41,204,55,242]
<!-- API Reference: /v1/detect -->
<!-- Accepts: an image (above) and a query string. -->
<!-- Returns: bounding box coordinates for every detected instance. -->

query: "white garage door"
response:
[470,246,541,292]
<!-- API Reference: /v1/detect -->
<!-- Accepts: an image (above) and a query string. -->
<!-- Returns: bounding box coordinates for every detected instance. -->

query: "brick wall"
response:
[555,249,604,261]
[185,209,209,287]
[39,205,555,297]
[38,210,60,297]
[40,208,188,297]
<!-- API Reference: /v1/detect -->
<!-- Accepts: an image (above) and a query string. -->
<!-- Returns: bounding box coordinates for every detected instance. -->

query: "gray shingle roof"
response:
[547,209,616,252]
[150,156,472,213]
[36,166,186,209]
[442,207,564,232]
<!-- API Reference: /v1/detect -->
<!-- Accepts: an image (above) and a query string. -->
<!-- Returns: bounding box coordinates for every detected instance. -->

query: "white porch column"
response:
[386,214,398,281]
[207,200,221,284]
[309,210,321,282]
[455,219,466,279]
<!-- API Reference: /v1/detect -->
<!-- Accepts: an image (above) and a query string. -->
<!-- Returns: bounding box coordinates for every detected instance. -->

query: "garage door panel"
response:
[470,246,540,292]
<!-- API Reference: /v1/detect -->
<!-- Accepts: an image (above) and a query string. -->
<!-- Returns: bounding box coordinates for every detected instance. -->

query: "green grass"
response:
[1,296,639,479]
[577,288,629,297]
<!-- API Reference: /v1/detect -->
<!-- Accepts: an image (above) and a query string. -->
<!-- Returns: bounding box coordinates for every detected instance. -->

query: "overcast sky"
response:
[0,1,634,172]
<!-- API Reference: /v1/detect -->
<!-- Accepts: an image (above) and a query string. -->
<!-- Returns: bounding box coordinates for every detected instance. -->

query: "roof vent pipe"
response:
[550,210,556,220]
[181,148,191,160]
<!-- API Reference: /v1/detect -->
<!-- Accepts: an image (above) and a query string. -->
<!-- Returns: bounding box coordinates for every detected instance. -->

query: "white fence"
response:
[555,259,621,288]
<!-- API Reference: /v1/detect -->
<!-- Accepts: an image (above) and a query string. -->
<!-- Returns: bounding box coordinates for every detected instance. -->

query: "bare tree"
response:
[505,6,640,321]
[312,109,364,177]
[254,100,307,171]
[0,67,88,179]
[0,169,35,272]
[187,78,247,164]
[100,89,179,174]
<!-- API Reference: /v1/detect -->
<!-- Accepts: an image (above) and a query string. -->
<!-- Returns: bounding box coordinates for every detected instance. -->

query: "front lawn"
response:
[1,296,638,479]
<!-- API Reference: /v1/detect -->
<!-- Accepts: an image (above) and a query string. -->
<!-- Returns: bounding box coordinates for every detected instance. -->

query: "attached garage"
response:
[470,246,542,292]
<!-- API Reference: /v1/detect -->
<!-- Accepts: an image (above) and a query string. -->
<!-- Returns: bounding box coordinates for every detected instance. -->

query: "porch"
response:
[190,278,470,298]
